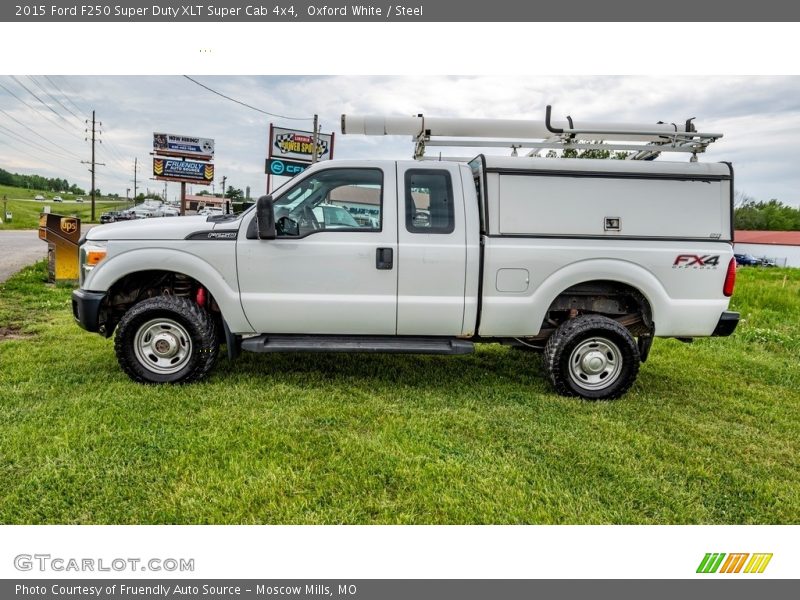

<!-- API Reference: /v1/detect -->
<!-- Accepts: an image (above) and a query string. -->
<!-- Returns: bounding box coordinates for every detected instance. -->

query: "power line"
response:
[48,76,92,118]
[0,107,83,159]
[0,122,77,161]
[0,135,73,166]
[0,78,86,142]
[11,75,81,131]
[96,123,134,168]
[30,75,87,127]
[38,76,133,173]
[182,75,312,121]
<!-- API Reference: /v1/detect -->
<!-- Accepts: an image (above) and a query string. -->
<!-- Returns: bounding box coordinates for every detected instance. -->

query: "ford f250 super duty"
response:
[72,110,739,399]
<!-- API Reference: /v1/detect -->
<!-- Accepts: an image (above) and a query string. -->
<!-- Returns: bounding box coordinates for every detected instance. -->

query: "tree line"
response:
[735,198,800,231]
[0,167,86,195]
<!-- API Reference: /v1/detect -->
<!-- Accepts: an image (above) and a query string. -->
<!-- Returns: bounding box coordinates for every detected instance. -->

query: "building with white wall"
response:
[734,231,800,267]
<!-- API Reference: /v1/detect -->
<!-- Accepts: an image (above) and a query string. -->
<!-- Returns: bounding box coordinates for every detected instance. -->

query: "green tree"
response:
[734,199,800,231]
[225,186,244,201]
[547,144,630,160]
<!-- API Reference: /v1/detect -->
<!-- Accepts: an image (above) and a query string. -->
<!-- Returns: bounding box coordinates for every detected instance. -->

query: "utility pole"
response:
[82,110,105,222]
[220,175,227,214]
[133,157,138,202]
[311,114,319,164]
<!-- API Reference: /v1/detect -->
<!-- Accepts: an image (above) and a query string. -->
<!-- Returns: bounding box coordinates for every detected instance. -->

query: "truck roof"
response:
[477,154,731,177]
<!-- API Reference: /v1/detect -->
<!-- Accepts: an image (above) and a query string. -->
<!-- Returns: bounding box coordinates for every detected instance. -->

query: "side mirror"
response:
[256,195,276,240]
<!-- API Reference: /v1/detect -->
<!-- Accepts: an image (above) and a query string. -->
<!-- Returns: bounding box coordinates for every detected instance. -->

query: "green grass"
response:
[1,185,129,229]
[0,263,798,524]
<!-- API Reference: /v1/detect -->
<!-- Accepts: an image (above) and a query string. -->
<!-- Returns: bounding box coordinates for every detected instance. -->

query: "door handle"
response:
[376,247,393,270]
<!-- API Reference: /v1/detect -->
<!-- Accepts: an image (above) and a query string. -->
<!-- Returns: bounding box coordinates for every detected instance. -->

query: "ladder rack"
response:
[340,105,723,162]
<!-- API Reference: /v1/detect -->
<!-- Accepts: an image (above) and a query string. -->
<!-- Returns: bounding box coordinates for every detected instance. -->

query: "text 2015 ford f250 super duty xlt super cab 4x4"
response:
[71,108,739,399]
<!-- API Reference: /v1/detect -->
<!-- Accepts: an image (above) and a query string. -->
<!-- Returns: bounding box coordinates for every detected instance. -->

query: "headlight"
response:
[79,240,107,287]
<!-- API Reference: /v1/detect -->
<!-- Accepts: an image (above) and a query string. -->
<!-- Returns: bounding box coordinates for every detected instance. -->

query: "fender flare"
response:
[531,258,670,333]
[85,247,254,333]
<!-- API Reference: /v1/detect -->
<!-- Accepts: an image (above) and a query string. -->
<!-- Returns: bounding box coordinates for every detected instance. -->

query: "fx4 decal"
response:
[673,254,721,269]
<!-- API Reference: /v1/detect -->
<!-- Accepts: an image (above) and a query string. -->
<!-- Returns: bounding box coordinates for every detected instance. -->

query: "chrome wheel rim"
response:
[133,318,192,374]
[568,336,622,390]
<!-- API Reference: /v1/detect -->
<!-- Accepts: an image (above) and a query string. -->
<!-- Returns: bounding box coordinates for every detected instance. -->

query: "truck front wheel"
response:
[114,296,218,384]
[543,315,640,400]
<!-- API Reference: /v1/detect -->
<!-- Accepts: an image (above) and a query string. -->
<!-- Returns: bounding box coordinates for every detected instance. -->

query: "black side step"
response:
[240,335,474,355]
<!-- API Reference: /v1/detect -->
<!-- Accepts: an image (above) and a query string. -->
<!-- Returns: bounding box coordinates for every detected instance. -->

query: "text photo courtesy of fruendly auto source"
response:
[0,76,798,524]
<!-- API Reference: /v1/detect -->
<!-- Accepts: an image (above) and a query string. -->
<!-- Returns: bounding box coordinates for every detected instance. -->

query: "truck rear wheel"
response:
[114,296,218,384]
[543,315,640,400]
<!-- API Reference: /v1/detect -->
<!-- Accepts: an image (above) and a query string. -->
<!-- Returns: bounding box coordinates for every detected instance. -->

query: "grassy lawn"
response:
[0,263,798,524]
[1,185,130,229]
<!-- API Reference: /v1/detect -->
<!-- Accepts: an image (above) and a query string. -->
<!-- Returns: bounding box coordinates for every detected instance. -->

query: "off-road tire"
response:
[115,296,218,384]
[543,314,640,400]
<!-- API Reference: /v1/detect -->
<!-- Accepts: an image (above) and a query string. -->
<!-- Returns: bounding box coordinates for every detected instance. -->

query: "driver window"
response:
[272,168,383,237]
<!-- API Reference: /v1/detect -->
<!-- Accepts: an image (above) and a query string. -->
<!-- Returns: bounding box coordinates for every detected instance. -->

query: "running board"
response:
[240,335,474,355]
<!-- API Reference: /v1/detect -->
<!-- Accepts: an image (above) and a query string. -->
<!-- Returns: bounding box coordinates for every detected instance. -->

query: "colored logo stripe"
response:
[697,553,772,574]
[719,553,749,573]
[697,553,726,573]
[744,553,773,573]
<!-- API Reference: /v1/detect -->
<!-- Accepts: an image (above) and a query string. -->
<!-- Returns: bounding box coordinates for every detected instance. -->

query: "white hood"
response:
[86,215,240,241]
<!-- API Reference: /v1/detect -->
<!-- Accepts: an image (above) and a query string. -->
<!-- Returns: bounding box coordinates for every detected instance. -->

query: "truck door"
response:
[396,163,467,335]
[236,165,398,335]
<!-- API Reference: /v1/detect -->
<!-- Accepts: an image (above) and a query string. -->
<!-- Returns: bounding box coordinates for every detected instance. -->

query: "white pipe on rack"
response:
[341,114,719,143]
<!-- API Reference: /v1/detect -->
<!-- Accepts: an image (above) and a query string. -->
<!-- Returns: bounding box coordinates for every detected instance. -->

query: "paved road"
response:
[0,230,48,283]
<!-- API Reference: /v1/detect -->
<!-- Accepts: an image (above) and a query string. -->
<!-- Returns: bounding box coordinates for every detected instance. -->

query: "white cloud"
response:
[0,75,798,206]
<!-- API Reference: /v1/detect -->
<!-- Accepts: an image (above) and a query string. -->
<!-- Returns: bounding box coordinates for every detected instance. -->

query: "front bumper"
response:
[711,311,740,337]
[72,289,106,333]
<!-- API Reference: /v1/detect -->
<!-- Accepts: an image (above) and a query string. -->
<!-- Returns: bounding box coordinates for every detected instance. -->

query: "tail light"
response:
[723,257,736,297]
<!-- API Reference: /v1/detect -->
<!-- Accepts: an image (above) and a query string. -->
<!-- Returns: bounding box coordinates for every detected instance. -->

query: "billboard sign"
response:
[266,158,310,177]
[270,126,334,163]
[153,132,215,159]
[153,158,214,184]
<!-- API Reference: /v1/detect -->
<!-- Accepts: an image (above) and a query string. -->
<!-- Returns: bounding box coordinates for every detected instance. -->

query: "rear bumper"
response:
[711,311,739,337]
[72,289,106,333]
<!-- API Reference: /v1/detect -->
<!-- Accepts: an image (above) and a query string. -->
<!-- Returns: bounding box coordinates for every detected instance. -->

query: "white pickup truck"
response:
[72,114,739,400]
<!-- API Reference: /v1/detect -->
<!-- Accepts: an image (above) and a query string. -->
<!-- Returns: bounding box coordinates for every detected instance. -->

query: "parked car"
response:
[100,211,120,224]
[198,207,224,216]
[734,253,760,267]
[311,204,360,228]
[759,258,778,267]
